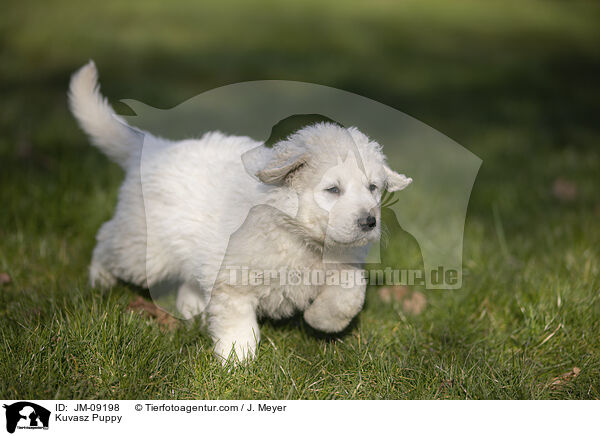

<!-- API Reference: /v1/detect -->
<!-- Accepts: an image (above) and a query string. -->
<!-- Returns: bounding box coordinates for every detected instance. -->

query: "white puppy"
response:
[68,61,412,363]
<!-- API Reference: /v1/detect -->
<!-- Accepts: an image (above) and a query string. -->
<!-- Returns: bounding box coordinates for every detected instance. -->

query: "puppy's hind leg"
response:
[176,280,210,320]
[88,219,120,288]
[89,246,117,288]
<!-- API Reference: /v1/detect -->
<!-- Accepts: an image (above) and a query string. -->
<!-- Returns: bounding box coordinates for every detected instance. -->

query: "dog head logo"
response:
[3,402,50,433]
[117,80,481,317]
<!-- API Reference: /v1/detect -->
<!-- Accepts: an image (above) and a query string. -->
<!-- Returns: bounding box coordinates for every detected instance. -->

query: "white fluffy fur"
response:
[69,61,412,363]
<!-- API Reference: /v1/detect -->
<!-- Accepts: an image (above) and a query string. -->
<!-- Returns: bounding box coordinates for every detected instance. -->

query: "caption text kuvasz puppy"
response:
[68,61,412,364]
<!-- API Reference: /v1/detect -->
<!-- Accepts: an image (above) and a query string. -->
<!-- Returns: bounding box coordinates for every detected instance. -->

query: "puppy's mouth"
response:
[326,233,378,247]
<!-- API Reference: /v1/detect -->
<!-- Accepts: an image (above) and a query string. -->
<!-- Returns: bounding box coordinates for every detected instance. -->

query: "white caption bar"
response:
[0,400,596,436]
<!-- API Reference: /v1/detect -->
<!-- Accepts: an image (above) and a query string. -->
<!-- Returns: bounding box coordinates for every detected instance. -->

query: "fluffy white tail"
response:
[68,60,142,168]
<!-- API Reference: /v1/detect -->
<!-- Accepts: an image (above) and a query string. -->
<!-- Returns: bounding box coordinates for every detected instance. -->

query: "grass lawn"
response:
[1,0,599,399]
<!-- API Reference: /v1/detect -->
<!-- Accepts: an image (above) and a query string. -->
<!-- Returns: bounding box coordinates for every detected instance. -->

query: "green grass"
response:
[1,0,599,399]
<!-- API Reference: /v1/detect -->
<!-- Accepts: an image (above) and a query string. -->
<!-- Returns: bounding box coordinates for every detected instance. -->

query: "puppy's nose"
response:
[358,214,377,231]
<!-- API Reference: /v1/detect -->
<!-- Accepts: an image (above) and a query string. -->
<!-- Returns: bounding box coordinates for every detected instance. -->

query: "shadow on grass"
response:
[261,313,360,343]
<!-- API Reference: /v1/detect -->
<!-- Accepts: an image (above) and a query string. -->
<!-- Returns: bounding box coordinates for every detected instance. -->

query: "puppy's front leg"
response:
[207,288,260,364]
[303,280,366,333]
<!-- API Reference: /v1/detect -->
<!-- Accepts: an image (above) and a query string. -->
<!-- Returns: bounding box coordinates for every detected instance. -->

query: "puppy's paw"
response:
[89,262,117,288]
[213,332,259,365]
[303,285,365,333]
[303,305,353,333]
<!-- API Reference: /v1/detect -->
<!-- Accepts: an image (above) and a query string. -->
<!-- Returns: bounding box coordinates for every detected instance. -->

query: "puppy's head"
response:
[255,122,412,247]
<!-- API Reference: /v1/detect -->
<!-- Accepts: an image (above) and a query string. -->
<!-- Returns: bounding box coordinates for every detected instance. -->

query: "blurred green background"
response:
[1,0,599,399]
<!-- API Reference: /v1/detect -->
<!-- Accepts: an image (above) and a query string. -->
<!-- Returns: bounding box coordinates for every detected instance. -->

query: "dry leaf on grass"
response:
[378,285,409,303]
[402,291,427,315]
[0,272,11,285]
[378,286,393,303]
[552,178,577,202]
[378,285,427,315]
[127,296,179,331]
[550,367,580,390]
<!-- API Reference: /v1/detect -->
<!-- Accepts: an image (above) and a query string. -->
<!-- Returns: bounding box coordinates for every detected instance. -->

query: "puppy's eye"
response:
[326,186,340,194]
[369,184,377,192]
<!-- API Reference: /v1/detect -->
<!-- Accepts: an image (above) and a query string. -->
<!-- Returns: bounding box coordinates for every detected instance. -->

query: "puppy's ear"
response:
[384,165,412,192]
[256,144,307,185]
